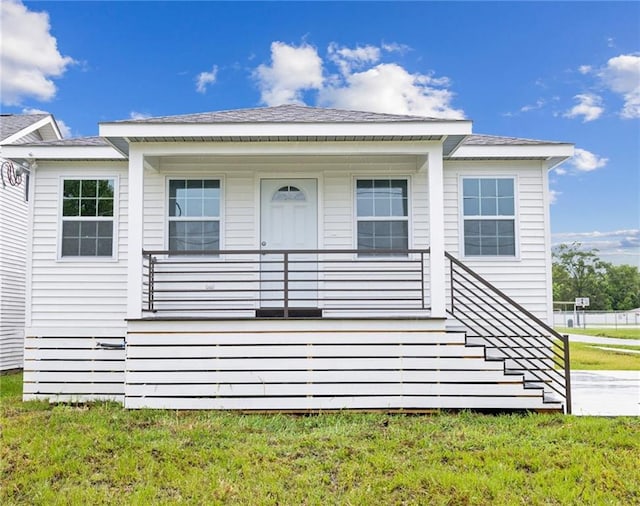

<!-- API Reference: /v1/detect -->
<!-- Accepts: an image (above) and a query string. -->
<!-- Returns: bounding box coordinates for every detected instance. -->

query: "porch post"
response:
[127,147,144,319]
[427,145,446,318]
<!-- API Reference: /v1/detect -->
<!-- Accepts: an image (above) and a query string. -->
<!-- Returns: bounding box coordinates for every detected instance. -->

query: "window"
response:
[273,186,306,201]
[61,178,115,257]
[462,177,516,256]
[168,179,220,251]
[356,179,409,254]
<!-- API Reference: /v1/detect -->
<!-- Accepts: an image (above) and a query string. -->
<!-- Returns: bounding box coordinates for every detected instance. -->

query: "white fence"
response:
[553,310,640,328]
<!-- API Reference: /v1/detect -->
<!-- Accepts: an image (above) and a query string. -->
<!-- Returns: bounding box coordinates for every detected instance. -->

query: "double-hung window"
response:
[168,179,220,252]
[462,177,516,256]
[356,179,409,254]
[61,178,115,258]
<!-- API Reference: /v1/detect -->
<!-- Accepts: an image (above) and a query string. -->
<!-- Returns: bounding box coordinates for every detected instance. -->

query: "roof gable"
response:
[0,114,62,144]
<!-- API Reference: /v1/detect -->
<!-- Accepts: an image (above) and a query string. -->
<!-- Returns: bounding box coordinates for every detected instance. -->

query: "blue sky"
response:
[2,1,639,265]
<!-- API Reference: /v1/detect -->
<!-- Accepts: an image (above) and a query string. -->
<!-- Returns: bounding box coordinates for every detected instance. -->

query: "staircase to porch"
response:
[446,252,571,413]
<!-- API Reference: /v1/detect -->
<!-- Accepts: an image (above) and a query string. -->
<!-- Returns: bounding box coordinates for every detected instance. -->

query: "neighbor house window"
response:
[61,178,115,257]
[168,179,220,251]
[356,179,409,254]
[462,177,516,256]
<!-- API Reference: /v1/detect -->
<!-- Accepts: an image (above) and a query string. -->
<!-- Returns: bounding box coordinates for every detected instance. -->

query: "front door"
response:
[260,179,318,310]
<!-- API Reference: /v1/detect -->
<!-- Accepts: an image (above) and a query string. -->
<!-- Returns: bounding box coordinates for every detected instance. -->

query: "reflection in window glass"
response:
[356,179,408,255]
[462,178,515,256]
[61,178,115,257]
[168,179,221,252]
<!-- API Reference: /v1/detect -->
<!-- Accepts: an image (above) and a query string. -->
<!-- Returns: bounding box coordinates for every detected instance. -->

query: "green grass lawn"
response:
[556,327,640,340]
[1,372,639,505]
[569,342,640,370]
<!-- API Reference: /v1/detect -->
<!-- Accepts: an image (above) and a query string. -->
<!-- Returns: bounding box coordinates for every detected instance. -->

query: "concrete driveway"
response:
[570,370,639,416]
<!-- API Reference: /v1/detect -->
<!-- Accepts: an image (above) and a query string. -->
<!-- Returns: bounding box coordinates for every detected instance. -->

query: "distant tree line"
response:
[553,242,640,311]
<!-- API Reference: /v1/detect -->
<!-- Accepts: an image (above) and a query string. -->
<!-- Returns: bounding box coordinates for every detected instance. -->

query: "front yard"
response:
[1,372,639,505]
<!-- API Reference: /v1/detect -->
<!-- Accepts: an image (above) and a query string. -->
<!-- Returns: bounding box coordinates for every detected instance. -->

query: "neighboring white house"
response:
[0,114,62,372]
[3,105,575,411]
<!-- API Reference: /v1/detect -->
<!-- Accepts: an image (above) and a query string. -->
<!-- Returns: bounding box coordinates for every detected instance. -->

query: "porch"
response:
[132,247,571,413]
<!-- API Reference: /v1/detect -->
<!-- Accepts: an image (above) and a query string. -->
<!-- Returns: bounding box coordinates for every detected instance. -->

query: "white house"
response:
[2,105,574,412]
[0,114,62,372]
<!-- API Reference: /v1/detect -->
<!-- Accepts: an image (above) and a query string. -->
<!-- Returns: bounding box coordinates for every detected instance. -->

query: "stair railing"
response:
[446,252,571,414]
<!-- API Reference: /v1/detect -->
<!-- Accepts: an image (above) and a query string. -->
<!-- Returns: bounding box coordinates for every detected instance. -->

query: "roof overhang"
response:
[449,143,574,169]
[99,120,473,156]
[0,143,125,161]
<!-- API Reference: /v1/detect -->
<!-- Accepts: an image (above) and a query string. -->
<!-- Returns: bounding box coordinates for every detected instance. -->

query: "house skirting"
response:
[123,318,561,411]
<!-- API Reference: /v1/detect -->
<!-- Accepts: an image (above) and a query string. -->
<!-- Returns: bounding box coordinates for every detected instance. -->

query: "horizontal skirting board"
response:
[125,382,539,398]
[25,337,125,349]
[25,371,126,383]
[126,332,465,346]
[125,357,504,372]
[23,359,125,372]
[125,344,484,360]
[125,395,557,411]
[24,382,124,395]
[125,369,519,385]
[127,318,448,334]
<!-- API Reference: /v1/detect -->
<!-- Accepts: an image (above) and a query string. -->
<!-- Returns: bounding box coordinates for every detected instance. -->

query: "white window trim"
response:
[57,175,119,262]
[164,176,224,253]
[458,174,520,260]
[353,176,412,256]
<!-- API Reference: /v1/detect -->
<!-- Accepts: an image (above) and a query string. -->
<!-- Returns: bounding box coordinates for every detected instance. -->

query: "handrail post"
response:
[420,251,425,310]
[148,253,155,313]
[563,334,572,414]
[283,252,289,318]
[449,255,454,315]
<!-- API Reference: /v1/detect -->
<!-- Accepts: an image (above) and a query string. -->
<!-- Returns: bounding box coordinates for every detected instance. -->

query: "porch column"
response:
[427,145,446,318]
[127,147,144,319]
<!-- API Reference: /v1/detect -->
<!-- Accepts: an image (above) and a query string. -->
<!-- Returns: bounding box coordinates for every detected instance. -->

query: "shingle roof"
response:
[110,104,457,124]
[10,136,109,147]
[462,134,568,146]
[0,114,49,142]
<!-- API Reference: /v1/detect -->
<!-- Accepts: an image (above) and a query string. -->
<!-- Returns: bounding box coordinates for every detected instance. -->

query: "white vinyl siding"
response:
[444,160,551,321]
[0,180,28,370]
[28,162,128,333]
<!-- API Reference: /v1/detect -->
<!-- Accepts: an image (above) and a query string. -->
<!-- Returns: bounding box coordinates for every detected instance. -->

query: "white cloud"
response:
[563,93,604,122]
[252,41,464,118]
[599,53,640,119]
[549,189,561,204]
[578,65,592,75]
[21,107,71,137]
[552,229,640,267]
[129,111,151,120]
[328,43,380,75]
[568,148,608,172]
[254,42,324,105]
[319,62,464,118]
[0,0,75,105]
[382,42,411,55]
[520,99,545,112]
[195,65,218,94]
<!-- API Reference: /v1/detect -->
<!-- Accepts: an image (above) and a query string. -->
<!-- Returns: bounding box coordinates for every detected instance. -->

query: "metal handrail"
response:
[142,248,431,318]
[446,252,571,414]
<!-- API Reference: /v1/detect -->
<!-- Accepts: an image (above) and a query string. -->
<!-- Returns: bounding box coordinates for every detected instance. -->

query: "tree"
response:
[552,242,610,310]
[605,264,640,310]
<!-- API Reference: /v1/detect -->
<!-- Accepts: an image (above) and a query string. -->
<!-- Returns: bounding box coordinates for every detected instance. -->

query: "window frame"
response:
[57,176,119,262]
[165,177,223,254]
[459,175,519,259]
[353,176,411,257]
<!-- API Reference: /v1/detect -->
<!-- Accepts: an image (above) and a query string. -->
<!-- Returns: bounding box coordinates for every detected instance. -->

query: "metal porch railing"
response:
[446,252,571,413]
[143,248,431,317]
